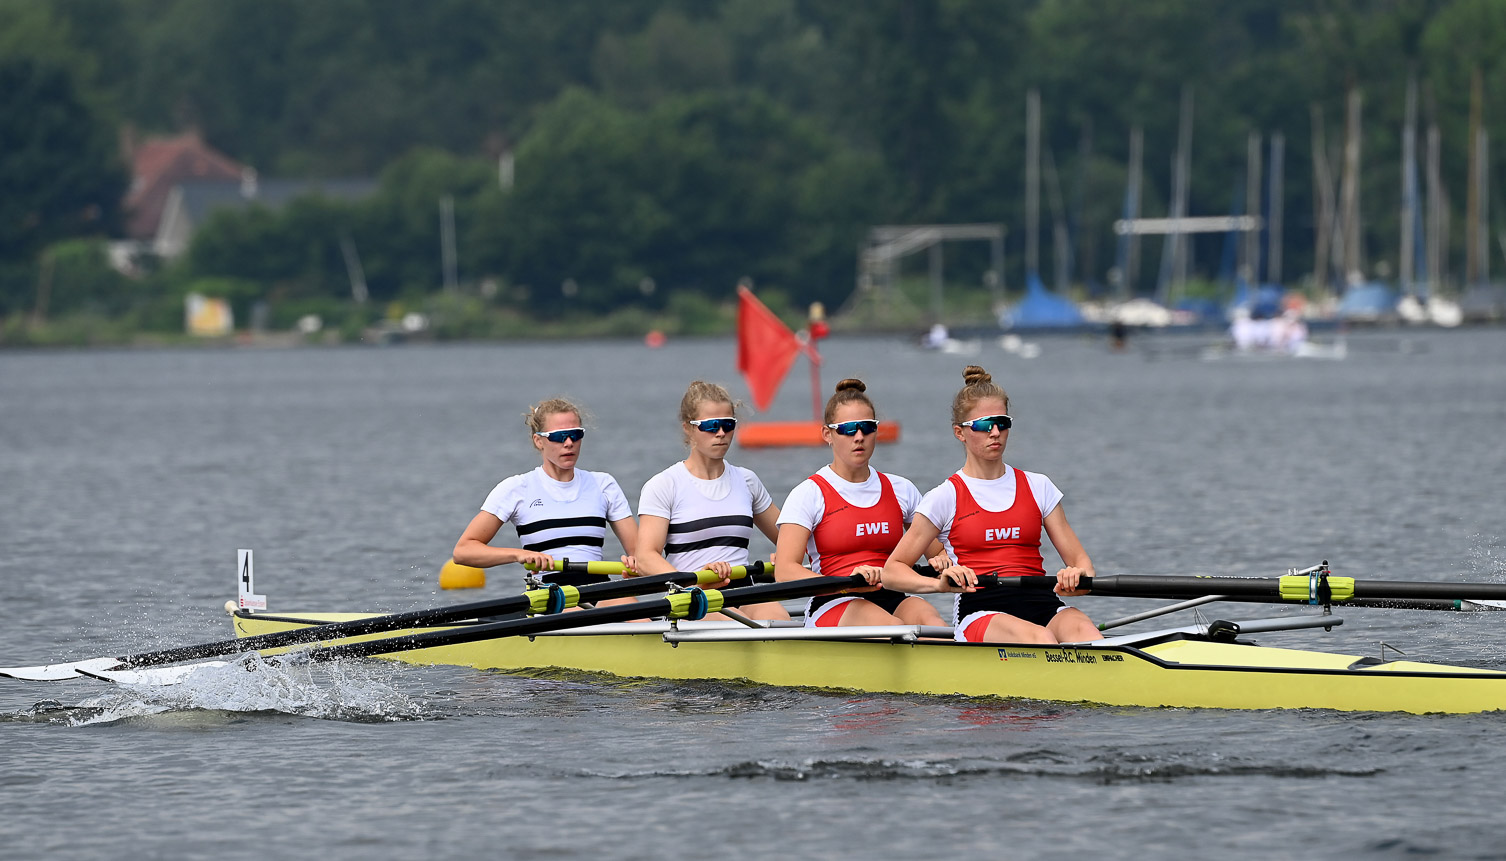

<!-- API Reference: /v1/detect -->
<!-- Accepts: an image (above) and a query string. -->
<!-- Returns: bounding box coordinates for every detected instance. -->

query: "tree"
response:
[0,3,127,315]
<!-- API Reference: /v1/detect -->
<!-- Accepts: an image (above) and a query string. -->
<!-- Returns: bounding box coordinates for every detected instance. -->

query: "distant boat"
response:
[1336,282,1399,323]
[998,271,1086,329]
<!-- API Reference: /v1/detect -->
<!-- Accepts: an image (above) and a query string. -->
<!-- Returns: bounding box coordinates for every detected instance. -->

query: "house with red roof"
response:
[110,130,374,271]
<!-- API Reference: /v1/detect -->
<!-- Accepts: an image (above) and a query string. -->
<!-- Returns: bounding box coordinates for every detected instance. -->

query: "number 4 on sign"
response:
[237,549,267,611]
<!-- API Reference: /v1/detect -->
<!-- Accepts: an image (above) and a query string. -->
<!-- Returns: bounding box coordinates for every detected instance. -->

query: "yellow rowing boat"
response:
[231,610,1506,714]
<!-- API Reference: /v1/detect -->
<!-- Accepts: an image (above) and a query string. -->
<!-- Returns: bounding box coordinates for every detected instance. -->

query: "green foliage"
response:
[14,0,1506,348]
[492,88,883,316]
[0,3,126,288]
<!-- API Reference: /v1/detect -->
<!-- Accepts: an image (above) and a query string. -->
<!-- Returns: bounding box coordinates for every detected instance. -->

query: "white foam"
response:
[67,655,430,725]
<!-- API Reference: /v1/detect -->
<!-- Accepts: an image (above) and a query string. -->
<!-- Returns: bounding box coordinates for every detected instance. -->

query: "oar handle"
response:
[526,559,769,581]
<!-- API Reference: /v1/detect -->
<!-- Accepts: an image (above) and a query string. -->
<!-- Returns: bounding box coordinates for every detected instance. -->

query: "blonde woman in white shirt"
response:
[453,398,638,605]
[636,380,789,621]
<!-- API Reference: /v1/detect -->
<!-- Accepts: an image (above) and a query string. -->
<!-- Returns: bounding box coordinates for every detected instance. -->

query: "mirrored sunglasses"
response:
[535,427,585,443]
[826,420,880,436]
[958,415,1012,433]
[688,417,737,434]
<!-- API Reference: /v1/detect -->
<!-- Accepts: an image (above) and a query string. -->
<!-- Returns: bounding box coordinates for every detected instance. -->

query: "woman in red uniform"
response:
[881,366,1100,643]
[775,379,944,628]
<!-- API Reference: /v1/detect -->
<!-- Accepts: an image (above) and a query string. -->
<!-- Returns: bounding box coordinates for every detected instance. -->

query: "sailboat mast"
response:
[1244,131,1263,283]
[1268,133,1284,286]
[1467,68,1482,286]
[1025,89,1041,280]
[1125,126,1143,298]
[1402,76,1417,297]
[1340,86,1363,286]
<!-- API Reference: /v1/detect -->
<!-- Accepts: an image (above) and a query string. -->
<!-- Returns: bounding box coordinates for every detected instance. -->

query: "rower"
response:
[881,365,1101,644]
[774,378,946,628]
[635,380,789,622]
[451,397,640,607]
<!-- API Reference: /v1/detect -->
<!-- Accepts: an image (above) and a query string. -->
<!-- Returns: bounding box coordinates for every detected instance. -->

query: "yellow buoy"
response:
[439,559,486,590]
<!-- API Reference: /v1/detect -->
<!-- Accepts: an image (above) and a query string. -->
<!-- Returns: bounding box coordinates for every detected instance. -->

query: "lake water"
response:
[2,328,1505,859]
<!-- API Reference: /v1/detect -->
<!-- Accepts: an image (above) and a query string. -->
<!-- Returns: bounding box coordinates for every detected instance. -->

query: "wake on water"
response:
[5,654,432,726]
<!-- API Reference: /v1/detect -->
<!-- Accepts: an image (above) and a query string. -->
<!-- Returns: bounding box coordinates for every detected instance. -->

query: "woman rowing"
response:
[881,366,1100,644]
[635,380,789,621]
[774,379,945,628]
[452,397,638,604]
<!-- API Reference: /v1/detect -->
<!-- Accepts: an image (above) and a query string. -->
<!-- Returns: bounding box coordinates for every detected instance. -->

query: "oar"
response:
[299,574,869,663]
[0,562,768,681]
[85,574,871,684]
[973,570,1506,604]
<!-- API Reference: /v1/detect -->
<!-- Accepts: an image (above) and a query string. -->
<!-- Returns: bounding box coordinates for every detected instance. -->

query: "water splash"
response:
[6,655,433,726]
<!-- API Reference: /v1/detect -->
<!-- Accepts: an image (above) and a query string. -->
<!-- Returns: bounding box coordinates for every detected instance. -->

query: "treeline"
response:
[4,0,1506,340]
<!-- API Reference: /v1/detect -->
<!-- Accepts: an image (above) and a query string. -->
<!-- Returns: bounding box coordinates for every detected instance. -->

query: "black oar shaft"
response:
[119,564,765,668]
[307,574,868,662]
[974,573,1506,603]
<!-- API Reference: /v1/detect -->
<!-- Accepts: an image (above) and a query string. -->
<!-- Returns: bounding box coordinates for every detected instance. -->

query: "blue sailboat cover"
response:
[999,272,1085,328]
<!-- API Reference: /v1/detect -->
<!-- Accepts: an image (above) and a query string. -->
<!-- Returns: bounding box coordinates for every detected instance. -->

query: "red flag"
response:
[737,286,803,412]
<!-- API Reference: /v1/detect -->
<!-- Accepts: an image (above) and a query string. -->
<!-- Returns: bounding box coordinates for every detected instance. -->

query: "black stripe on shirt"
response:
[666,514,753,534]
[516,516,608,536]
[664,536,751,554]
[523,535,607,552]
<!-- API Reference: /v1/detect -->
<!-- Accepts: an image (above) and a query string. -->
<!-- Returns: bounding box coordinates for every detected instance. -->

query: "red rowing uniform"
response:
[810,472,904,575]
[946,470,1062,640]
[946,470,1044,578]
[807,472,911,626]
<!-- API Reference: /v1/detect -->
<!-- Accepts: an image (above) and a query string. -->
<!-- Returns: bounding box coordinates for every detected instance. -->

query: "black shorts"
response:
[808,585,910,616]
[957,587,1066,628]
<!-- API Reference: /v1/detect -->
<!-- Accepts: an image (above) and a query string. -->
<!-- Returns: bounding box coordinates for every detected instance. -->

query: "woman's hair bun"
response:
[962,365,991,386]
[834,378,867,394]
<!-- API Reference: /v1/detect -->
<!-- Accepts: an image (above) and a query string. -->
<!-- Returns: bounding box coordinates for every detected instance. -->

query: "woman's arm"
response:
[881,516,972,593]
[1042,504,1094,594]
[633,513,674,576]
[452,511,554,570]
[774,523,819,581]
[609,515,639,574]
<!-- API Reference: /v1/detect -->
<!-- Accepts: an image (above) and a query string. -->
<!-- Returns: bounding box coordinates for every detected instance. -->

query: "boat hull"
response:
[233,612,1506,714]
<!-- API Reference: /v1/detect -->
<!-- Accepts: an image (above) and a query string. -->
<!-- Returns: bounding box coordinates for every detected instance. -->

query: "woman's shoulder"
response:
[492,468,539,493]
[643,461,687,483]
[577,467,624,487]
[877,469,920,492]
[722,461,766,483]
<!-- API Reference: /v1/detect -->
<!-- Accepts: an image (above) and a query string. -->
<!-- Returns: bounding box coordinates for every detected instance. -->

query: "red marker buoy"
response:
[644,330,666,348]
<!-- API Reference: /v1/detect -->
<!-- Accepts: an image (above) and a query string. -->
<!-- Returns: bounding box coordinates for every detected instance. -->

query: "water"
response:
[2,329,1505,859]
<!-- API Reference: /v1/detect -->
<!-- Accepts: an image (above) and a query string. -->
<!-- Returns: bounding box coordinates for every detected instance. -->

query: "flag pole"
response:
[806,302,828,421]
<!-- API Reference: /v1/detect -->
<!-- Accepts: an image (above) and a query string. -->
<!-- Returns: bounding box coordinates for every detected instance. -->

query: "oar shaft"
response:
[307,574,869,661]
[120,566,756,668]
[976,573,1506,603]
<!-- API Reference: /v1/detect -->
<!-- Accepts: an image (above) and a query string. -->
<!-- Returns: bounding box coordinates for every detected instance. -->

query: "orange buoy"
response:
[644,330,666,348]
[738,421,901,448]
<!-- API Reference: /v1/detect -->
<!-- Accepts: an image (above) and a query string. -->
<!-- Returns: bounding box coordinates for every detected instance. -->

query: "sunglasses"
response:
[688,417,738,434]
[826,420,879,436]
[958,415,1012,433]
[535,427,585,443]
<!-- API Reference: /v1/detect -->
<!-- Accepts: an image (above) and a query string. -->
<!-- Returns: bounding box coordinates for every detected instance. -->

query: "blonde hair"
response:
[678,380,736,444]
[823,378,875,424]
[524,397,584,434]
[950,365,1009,424]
